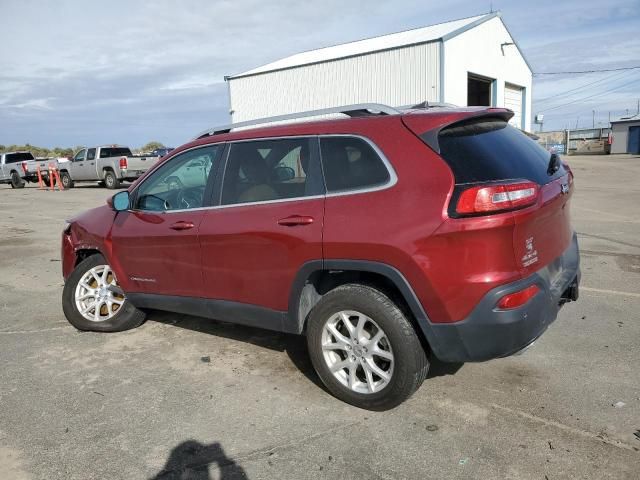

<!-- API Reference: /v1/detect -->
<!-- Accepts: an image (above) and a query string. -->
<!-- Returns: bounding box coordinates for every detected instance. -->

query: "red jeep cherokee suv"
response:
[61,104,580,410]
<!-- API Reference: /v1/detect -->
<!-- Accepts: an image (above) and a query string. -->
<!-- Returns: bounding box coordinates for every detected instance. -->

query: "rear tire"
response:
[104,170,120,189]
[306,284,429,410]
[10,172,25,189]
[62,254,146,332]
[60,171,74,189]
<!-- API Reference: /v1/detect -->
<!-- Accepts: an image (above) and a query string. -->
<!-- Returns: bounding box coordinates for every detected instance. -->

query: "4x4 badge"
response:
[560,183,569,194]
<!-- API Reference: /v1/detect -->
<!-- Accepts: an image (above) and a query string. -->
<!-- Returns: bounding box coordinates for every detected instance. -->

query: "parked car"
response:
[0,151,56,187]
[59,145,158,189]
[60,104,580,410]
[150,147,174,158]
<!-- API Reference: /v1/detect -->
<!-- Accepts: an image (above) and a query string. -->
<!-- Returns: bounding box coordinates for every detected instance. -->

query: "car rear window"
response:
[434,118,565,185]
[5,152,35,163]
[100,147,132,158]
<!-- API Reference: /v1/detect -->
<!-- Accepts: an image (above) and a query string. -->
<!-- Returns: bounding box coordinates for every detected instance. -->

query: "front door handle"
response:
[170,221,195,231]
[277,215,314,227]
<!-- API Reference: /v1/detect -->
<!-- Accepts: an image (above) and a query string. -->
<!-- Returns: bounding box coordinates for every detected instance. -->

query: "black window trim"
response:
[126,134,397,213]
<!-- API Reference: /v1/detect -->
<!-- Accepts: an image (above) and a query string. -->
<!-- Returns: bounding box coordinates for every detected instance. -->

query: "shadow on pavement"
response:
[149,312,326,390]
[149,440,248,480]
[427,358,464,378]
[149,311,463,390]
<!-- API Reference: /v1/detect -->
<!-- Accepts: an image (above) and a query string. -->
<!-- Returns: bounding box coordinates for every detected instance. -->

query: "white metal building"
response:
[610,114,640,154]
[225,12,533,131]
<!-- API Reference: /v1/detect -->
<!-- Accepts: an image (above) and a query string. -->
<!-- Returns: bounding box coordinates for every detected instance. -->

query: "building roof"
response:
[611,113,640,124]
[228,12,502,80]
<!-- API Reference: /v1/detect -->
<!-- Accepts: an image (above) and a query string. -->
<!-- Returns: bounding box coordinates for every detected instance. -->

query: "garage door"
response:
[504,83,523,129]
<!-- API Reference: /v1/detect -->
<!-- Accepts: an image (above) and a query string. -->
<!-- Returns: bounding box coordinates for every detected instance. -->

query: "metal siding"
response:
[504,83,523,130]
[229,42,440,123]
[443,17,532,131]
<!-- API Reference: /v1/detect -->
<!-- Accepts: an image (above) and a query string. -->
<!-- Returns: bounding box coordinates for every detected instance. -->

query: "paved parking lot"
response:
[1,154,639,479]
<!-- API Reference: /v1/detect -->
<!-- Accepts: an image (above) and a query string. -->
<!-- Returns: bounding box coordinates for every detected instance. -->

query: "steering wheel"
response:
[176,188,202,209]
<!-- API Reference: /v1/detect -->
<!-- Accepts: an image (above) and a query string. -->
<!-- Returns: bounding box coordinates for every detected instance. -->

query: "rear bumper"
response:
[428,233,580,362]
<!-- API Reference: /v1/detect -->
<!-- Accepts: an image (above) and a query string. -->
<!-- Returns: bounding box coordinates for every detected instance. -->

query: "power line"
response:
[539,76,640,113]
[535,70,633,104]
[533,65,640,75]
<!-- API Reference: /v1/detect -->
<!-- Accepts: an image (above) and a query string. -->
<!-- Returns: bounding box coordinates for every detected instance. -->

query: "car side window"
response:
[221,137,320,205]
[134,146,219,212]
[86,148,96,161]
[320,137,390,192]
[74,150,86,162]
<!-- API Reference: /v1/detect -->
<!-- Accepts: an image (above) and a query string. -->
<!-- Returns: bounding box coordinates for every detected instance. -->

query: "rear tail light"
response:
[497,284,540,310]
[119,157,128,169]
[21,161,28,173]
[456,181,539,215]
[563,162,574,184]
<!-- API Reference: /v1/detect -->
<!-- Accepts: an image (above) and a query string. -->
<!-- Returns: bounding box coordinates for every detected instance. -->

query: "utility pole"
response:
[575,116,579,129]
[592,110,595,129]
[637,99,639,115]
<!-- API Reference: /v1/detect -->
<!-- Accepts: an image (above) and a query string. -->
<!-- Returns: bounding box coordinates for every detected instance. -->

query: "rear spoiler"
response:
[402,108,514,154]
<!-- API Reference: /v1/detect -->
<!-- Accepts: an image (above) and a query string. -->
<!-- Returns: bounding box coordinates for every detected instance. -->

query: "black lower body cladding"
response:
[429,233,581,362]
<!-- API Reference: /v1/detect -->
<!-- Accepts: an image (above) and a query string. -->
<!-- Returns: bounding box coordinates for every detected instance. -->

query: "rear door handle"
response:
[277,215,314,227]
[170,221,195,231]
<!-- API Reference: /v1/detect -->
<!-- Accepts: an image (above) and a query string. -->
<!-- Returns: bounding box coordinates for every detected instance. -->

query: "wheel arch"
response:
[74,248,104,267]
[288,260,436,353]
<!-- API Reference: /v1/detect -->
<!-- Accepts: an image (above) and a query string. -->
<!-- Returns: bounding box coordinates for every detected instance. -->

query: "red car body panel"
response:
[109,210,207,297]
[198,198,324,311]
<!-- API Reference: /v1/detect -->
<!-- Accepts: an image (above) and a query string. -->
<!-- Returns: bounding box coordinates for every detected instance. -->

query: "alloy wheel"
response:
[74,265,126,322]
[321,310,394,394]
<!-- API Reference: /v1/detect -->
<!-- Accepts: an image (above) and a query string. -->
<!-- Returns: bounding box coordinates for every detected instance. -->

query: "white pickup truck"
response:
[59,145,158,189]
[0,151,56,188]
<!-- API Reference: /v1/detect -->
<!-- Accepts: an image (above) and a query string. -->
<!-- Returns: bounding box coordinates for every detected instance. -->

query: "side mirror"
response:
[273,166,295,182]
[111,191,130,211]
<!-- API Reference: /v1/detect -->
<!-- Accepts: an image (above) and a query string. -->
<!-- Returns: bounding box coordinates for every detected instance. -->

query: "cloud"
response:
[1,0,639,145]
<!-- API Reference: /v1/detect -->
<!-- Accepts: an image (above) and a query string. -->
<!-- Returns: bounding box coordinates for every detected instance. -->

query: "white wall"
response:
[228,42,440,123]
[443,16,532,131]
[610,122,640,154]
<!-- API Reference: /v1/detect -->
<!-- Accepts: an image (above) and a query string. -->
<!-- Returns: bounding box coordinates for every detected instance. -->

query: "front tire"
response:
[60,171,74,189]
[307,284,429,410]
[10,172,25,189]
[62,254,146,332]
[104,170,120,189]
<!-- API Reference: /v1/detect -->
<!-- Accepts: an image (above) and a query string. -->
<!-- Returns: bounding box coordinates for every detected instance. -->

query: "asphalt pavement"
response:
[0,154,638,479]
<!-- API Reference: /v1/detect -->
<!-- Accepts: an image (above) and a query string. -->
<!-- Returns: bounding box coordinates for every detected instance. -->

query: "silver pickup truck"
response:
[59,145,158,189]
[0,151,52,188]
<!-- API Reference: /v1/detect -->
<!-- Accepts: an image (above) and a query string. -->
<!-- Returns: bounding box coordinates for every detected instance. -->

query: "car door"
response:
[110,145,222,297]
[70,149,86,180]
[198,137,324,314]
[79,147,97,180]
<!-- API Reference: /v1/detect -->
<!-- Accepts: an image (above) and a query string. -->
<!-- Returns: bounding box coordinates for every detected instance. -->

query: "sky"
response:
[1,0,639,148]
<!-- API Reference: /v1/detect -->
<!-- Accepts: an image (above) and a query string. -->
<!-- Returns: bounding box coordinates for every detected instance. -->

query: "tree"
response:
[141,141,165,152]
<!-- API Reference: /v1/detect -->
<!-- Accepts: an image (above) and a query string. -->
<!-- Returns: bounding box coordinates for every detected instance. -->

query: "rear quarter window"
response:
[434,118,565,185]
[320,136,390,192]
